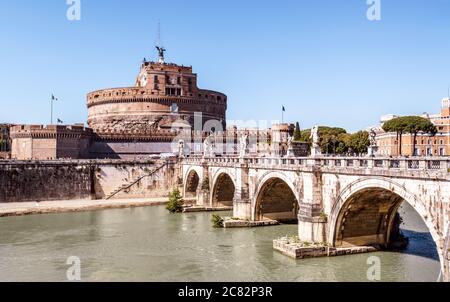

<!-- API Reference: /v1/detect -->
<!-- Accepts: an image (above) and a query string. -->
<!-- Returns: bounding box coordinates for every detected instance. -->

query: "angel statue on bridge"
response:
[239,133,249,158]
[310,125,320,148]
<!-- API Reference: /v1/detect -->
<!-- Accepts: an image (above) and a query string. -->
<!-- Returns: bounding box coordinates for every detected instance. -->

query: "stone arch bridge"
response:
[181,156,450,281]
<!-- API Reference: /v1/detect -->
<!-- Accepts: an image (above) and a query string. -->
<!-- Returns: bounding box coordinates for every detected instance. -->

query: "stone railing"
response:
[182,156,450,173]
[0,158,177,167]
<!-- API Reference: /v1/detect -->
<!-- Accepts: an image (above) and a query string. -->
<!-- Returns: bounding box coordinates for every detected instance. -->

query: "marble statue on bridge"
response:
[310,125,321,157]
[239,133,249,158]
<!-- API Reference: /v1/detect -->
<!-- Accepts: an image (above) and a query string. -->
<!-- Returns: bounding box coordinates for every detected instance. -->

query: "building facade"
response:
[10,125,93,160]
[376,98,450,156]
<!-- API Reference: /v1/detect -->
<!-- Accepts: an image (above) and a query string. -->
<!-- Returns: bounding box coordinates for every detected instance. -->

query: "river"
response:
[0,202,441,282]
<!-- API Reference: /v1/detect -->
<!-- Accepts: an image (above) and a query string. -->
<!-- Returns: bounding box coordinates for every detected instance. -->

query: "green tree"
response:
[348,131,370,154]
[382,117,409,156]
[293,122,302,141]
[166,188,184,213]
[335,133,351,154]
[311,126,347,154]
[300,127,370,155]
[403,116,437,156]
[382,116,437,156]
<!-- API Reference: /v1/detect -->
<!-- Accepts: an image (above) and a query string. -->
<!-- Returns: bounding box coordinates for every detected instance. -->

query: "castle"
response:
[9,48,227,160]
[7,47,303,160]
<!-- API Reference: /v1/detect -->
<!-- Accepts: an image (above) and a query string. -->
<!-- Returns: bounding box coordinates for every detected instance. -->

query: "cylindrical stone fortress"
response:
[87,62,227,135]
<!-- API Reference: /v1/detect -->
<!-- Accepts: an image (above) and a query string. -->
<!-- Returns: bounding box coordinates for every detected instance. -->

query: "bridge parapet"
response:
[182,156,450,179]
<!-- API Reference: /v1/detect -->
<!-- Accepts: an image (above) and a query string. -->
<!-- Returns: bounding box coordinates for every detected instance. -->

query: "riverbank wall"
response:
[0,159,180,203]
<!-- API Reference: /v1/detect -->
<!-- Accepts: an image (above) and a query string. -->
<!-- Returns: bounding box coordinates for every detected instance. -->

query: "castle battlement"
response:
[10,124,93,139]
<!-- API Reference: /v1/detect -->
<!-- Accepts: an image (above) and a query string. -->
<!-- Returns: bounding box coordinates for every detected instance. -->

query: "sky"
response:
[0,0,450,132]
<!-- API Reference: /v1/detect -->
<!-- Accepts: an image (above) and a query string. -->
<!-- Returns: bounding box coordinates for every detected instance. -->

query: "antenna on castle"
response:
[155,21,166,64]
[156,21,161,48]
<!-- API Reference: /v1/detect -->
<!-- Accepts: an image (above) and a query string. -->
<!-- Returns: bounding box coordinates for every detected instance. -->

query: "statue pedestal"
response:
[286,147,295,157]
[239,148,250,158]
[368,146,378,157]
[311,146,322,157]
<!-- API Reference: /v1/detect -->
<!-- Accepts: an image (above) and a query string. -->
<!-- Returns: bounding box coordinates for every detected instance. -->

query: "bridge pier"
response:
[232,163,251,219]
[196,190,210,207]
[298,203,328,243]
[233,199,252,220]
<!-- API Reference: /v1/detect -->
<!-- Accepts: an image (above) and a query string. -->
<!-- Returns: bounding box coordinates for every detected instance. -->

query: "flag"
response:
[282,106,286,112]
[51,94,58,101]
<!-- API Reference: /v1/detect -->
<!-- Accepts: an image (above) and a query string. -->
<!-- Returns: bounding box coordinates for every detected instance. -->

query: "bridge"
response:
[181,156,450,281]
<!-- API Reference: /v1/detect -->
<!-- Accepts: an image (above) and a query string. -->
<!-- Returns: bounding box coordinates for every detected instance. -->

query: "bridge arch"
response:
[254,172,299,223]
[184,167,201,198]
[329,177,441,255]
[211,171,236,207]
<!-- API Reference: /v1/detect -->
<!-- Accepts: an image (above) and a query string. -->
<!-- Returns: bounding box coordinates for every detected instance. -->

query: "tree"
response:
[403,116,437,156]
[293,122,302,141]
[348,131,370,154]
[382,117,409,156]
[382,116,437,156]
[300,126,347,154]
[167,188,184,213]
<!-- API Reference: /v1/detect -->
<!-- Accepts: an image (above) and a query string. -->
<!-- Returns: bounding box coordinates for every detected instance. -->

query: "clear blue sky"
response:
[1,0,449,131]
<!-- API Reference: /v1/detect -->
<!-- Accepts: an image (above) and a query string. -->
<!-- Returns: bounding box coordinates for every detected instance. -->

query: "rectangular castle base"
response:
[223,219,279,228]
[273,239,378,259]
[182,206,233,213]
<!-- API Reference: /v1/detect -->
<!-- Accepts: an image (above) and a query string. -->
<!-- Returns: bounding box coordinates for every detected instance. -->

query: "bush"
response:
[166,188,184,213]
[211,214,224,228]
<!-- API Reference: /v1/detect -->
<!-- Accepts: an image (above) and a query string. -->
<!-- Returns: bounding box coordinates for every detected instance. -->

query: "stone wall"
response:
[0,159,179,203]
[94,160,179,199]
[0,161,94,202]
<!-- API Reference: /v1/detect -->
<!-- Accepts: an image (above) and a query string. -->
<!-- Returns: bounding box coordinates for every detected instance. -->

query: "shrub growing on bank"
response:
[211,214,224,228]
[167,188,184,213]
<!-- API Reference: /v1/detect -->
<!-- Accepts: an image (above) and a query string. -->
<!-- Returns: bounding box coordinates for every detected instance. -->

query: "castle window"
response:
[166,88,177,96]
[177,77,181,85]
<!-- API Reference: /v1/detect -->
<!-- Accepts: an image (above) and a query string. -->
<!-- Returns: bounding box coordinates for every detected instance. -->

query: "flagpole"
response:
[51,96,53,125]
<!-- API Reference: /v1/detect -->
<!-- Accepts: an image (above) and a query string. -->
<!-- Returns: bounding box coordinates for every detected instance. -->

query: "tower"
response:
[442,97,450,117]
